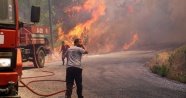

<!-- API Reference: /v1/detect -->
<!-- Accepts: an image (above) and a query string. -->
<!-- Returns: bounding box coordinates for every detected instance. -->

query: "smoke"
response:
[86,0,186,53]
[55,0,186,53]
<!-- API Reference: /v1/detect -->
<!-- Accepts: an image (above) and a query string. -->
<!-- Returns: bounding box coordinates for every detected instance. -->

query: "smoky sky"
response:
[85,0,186,53]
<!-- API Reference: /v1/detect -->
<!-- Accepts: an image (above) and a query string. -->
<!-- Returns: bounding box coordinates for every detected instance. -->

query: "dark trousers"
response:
[62,54,65,65]
[66,67,83,98]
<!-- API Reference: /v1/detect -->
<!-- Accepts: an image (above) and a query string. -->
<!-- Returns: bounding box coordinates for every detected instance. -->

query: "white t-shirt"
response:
[64,46,85,68]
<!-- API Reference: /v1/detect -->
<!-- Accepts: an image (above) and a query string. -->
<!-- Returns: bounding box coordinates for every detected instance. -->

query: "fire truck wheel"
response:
[33,49,45,68]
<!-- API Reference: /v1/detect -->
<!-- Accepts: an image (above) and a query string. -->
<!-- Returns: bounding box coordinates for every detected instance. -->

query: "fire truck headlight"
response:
[0,58,11,67]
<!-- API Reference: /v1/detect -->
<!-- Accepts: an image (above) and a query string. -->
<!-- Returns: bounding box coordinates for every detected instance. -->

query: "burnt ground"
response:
[18,50,186,98]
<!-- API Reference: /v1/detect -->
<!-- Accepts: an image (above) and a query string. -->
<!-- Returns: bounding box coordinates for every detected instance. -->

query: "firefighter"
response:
[64,38,88,98]
[59,41,70,65]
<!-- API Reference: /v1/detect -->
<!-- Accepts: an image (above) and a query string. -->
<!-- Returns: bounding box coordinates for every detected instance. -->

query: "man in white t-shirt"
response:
[64,38,88,98]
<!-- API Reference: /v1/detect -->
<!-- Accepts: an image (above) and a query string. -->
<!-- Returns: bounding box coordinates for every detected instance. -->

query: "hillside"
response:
[146,45,186,83]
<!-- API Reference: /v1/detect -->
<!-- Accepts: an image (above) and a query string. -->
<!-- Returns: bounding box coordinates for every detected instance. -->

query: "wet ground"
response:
[18,50,186,98]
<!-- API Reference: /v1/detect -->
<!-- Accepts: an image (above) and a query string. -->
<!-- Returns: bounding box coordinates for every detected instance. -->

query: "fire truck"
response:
[0,0,50,97]
[20,25,50,68]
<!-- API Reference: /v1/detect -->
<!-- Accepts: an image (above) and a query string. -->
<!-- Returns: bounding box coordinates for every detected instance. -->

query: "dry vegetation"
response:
[146,45,186,83]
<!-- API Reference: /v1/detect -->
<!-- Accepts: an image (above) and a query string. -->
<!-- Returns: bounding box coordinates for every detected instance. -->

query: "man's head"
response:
[74,38,83,47]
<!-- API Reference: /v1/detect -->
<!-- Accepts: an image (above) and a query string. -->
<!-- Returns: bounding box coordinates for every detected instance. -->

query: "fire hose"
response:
[19,28,76,97]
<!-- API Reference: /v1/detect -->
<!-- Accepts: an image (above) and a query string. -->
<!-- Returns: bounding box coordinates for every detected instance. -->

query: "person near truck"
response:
[59,41,70,65]
[64,38,88,98]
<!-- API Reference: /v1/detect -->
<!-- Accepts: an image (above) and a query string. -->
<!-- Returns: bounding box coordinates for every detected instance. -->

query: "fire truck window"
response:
[0,0,8,20]
[0,0,15,24]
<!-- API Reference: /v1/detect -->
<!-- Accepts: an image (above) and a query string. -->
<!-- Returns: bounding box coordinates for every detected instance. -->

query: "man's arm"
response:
[81,45,89,54]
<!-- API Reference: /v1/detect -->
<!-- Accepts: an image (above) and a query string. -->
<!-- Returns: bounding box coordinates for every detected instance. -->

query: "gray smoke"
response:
[87,0,186,53]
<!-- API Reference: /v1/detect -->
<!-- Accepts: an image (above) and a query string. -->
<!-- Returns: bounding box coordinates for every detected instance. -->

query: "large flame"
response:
[54,0,141,55]
[66,0,106,43]
[54,0,106,54]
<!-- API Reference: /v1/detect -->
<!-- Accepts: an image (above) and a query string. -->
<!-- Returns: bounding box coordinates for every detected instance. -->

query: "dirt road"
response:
[18,50,186,98]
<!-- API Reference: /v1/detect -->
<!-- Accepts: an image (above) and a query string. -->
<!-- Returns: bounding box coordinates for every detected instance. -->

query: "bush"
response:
[151,65,161,74]
[151,64,169,77]
[160,64,169,77]
[148,44,186,83]
[171,74,186,83]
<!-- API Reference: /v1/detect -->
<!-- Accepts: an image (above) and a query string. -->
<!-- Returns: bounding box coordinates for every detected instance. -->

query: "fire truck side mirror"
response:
[31,5,40,23]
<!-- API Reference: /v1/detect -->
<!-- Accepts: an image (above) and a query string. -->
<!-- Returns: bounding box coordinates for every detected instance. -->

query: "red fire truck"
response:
[20,25,50,68]
[0,0,49,97]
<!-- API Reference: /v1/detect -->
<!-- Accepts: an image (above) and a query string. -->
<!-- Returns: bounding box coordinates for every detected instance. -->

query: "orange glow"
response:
[55,0,106,54]
[123,33,139,50]
[57,27,65,41]
[55,0,141,54]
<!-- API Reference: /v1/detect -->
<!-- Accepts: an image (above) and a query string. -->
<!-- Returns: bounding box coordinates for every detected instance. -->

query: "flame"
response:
[55,0,106,54]
[54,0,140,55]
[123,33,139,50]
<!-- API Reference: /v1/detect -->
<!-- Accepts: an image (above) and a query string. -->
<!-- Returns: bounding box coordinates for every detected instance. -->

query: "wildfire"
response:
[123,33,139,50]
[55,0,106,54]
[54,0,140,55]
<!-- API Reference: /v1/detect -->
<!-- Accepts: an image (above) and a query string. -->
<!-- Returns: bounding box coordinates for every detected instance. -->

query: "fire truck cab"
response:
[0,0,41,97]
